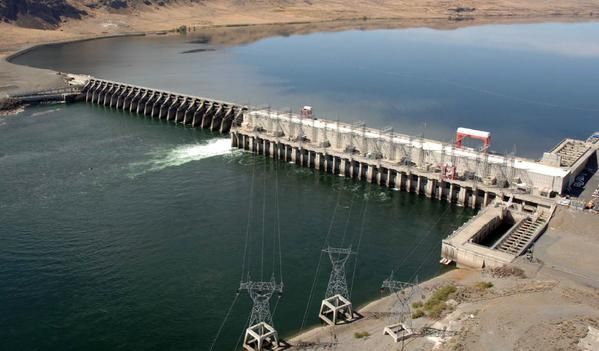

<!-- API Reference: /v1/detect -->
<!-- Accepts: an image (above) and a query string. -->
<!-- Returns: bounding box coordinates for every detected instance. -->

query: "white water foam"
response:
[129,138,236,177]
[31,108,61,117]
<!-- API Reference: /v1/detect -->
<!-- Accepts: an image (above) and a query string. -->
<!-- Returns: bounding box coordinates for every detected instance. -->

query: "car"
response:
[559,198,571,206]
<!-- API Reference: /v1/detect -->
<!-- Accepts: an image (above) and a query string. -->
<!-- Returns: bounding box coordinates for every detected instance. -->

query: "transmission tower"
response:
[319,247,356,325]
[380,272,422,343]
[239,275,283,351]
[324,247,354,298]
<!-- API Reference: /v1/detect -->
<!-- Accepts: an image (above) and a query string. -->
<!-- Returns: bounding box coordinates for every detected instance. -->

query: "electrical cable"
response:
[208,293,240,351]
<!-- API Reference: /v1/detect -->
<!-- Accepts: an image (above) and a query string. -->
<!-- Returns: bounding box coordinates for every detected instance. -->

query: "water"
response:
[0,103,471,349]
[2,21,597,349]
[13,22,599,157]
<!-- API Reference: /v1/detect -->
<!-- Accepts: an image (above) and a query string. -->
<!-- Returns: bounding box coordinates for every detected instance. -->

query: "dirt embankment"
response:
[290,266,599,351]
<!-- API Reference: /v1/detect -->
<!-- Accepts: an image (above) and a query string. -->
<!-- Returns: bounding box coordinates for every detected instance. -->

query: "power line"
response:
[349,199,369,299]
[393,204,452,272]
[300,188,343,331]
[208,292,240,351]
[340,194,355,248]
[240,153,257,282]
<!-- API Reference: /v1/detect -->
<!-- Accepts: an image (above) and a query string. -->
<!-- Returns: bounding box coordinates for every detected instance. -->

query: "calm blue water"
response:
[2,21,598,350]
[13,21,599,157]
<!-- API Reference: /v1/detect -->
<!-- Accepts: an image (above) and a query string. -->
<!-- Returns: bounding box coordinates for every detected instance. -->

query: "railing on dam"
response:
[9,87,82,105]
[81,78,246,134]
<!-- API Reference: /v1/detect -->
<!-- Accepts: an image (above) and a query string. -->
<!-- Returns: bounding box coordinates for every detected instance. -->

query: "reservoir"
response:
[2,21,598,349]
[13,21,599,157]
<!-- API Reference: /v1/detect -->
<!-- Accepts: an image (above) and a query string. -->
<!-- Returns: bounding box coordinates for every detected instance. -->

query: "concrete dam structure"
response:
[231,109,598,210]
[78,78,599,212]
[82,78,246,133]
[441,202,554,268]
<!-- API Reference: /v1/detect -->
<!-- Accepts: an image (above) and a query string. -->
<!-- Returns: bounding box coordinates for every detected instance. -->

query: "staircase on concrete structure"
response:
[494,212,550,256]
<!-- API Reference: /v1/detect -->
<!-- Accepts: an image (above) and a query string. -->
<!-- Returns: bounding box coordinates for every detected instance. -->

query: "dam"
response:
[77,77,597,211]
[73,76,599,272]
[4,74,592,275]
[82,78,246,133]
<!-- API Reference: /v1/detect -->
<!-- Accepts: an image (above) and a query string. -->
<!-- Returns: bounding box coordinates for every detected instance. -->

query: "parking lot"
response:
[567,163,599,212]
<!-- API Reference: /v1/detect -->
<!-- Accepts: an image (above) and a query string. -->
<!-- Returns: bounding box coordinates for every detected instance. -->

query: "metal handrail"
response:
[9,87,81,98]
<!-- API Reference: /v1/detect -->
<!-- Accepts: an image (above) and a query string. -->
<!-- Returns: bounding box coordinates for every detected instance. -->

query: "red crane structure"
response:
[456,127,491,152]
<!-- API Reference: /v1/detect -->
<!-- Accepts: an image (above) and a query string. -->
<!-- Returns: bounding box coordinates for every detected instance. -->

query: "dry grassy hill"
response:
[2,0,599,30]
[1,0,599,55]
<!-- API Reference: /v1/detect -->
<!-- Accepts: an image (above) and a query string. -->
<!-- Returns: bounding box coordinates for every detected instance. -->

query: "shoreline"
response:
[285,268,464,344]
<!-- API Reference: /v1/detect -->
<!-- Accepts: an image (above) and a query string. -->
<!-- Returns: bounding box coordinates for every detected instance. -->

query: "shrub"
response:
[474,281,493,290]
[426,302,448,319]
[412,309,425,319]
[411,301,423,309]
[353,331,370,339]
[421,285,457,319]
[424,285,456,311]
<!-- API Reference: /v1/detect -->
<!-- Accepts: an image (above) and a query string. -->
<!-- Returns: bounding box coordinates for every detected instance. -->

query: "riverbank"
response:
[288,206,599,350]
[288,268,599,350]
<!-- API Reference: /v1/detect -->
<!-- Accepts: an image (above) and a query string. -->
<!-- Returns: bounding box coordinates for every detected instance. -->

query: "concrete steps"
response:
[495,214,549,256]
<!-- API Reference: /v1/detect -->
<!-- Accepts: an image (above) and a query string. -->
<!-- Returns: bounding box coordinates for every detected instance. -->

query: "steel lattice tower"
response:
[381,272,421,326]
[239,276,284,327]
[323,247,355,299]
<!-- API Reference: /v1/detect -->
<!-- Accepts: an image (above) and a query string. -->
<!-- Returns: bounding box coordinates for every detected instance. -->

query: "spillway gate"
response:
[81,78,246,133]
